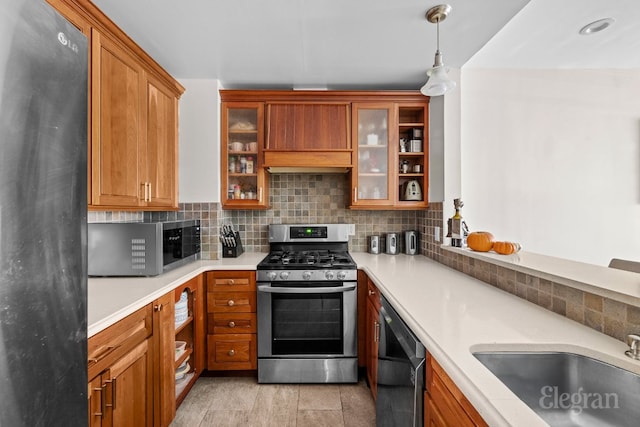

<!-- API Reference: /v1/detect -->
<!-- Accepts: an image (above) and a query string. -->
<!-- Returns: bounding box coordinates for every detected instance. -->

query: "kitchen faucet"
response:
[625,334,640,360]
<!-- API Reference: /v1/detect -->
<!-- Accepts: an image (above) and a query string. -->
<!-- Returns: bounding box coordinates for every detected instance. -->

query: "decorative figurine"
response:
[446,198,469,248]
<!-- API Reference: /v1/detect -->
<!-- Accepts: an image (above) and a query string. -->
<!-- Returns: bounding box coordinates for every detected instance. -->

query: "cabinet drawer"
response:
[207,291,256,313]
[88,304,153,379]
[207,271,255,291]
[207,334,257,370]
[208,312,257,334]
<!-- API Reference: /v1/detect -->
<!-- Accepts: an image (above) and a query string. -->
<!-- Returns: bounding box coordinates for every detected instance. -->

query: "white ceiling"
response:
[91,0,639,90]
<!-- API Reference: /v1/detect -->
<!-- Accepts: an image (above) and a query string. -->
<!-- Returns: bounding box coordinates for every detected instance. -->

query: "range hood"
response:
[263,150,352,174]
[266,166,351,174]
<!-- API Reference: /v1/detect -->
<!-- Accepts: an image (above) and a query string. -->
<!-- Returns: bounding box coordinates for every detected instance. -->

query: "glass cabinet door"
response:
[221,102,268,209]
[352,103,395,206]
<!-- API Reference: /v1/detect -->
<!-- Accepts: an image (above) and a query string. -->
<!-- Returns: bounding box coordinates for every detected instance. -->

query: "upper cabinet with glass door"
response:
[351,103,396,208]
[350,99,429,209]
[221,102,269,209]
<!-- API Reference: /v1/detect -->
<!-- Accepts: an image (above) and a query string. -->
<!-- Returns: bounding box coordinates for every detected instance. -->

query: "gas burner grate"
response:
[259,249,355,269]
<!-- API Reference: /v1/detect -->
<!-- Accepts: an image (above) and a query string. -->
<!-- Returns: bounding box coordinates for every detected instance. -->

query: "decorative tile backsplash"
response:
[220,174,420,256]
[89,173,423,260]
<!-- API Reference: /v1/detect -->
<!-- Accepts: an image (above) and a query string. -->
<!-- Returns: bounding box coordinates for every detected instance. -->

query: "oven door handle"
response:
[257,283,357,294]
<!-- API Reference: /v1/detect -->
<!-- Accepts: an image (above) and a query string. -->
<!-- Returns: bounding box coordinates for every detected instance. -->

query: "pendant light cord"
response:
[436,17,441,54]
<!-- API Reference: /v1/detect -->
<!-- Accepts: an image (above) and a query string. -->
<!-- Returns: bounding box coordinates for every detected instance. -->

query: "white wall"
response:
[429,68,463,239]
[178,79,220,202]
[461,69,640,266]
[442,68,463,225]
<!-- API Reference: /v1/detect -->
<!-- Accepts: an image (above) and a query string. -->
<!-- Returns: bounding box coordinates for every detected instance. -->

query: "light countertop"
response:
[88,251,640,426]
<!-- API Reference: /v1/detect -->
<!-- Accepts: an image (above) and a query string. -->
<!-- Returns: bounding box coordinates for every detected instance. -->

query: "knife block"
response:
[222,231,244,258]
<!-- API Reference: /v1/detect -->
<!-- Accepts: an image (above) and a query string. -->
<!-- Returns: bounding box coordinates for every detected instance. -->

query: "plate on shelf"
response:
[175,361,191,380]
[229,121,255,131]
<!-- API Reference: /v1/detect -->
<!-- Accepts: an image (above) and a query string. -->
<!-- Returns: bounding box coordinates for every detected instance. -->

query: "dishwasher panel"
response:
[376,296,426,427]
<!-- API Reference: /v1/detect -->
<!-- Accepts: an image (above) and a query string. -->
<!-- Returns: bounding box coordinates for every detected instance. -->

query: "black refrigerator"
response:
[0,0,88,425]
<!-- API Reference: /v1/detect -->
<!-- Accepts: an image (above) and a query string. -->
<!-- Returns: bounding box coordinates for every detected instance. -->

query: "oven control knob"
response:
[302,271,312,280]
[337,271,347,280]
[325,271,335,280]
[279,271,290,280]
[267,272,277,281]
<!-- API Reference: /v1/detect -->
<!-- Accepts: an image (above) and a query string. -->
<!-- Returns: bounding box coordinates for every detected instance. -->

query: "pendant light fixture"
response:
[420,4,456,97]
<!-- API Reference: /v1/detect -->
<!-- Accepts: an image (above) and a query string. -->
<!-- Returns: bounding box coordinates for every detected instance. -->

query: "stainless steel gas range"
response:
[256,224,358,383]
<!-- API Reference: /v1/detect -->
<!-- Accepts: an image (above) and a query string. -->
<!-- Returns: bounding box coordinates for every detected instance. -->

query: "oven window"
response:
[271,292,343,355]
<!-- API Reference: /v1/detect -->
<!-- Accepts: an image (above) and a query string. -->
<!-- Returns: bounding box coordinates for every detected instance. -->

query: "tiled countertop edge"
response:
[442,246,640,306]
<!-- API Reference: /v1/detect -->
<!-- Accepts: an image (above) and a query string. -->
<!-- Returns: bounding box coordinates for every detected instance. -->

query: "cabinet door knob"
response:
[228,321,236,328]
[227,300,235,307]
[154,304,163,312]
[227,279,235,285]
[228,349,235,356]
[368,289,375,296]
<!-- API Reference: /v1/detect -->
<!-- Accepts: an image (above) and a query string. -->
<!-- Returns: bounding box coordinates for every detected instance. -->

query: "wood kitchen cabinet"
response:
[365,279,382,399]
[88,304,154,427]
[220,101,269,209]
[144,73,179,208]
[218,90,428,210]
[87,277,205,427]
[265,102,352,168]
[90,29,145,208]
[425,354,488,427]
[351,100,429,209]
[91,31,180,209]
[48,0,184,211]
[206,271,258,370]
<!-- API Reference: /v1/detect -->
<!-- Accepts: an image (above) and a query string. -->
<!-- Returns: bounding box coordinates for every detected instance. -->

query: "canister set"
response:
[368,231,419,255]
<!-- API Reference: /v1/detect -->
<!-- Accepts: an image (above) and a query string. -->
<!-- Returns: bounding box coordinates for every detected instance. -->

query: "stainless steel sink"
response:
[473,351,640,427]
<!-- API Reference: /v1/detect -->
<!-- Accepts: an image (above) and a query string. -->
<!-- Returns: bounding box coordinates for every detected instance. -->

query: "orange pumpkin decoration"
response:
[493,241,522,255]
[467,231,495,252]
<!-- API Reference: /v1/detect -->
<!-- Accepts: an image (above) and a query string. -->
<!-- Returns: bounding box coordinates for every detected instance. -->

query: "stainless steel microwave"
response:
[88,220,201,276]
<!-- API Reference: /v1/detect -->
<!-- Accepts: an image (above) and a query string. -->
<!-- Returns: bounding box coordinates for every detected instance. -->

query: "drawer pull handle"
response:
[227,279,235,285]
[228,321,236,328]
[228,349,235,356]
[227,300,235,307]
[88,345,117,364]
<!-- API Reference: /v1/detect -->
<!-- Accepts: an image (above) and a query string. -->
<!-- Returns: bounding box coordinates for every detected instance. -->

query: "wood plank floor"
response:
[170,376,376,427]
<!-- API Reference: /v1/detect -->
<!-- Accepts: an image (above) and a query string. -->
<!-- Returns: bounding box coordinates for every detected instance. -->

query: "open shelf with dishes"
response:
[397,105,428,208]
[173,275,204,407]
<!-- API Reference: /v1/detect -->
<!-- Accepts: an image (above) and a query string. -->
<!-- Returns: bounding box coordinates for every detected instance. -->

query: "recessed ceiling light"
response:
[579,18,615,35]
